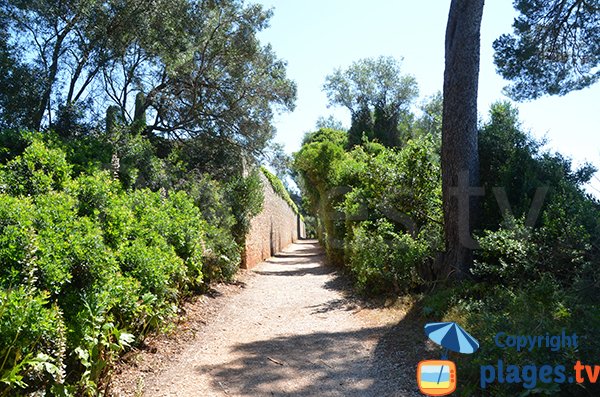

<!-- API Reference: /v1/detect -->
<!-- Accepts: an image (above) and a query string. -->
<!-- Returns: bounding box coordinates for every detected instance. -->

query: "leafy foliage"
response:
[295,125,442,289]
[261,166,299,214]
[294,128,348,264]
[2,140,71,196]
[323,56,418,147]
[0,0,296,156]
[421,101,600,395]
[226,170,264,246]
[347,220,427,294]
[494,0,600,100]
[0,288,65,393]
[472,218,538,285]
[0,133,255,394]
[0,0,292,392]
[477,102,600,290]
[427,276,600,396]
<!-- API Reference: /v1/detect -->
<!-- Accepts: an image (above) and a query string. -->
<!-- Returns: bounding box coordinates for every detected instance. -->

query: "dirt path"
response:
[110,240,429,396]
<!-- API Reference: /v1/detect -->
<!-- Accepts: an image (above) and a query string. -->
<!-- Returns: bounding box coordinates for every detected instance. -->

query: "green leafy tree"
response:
[323,56,418,148]
[346,103,374,149]
[294,127,442,291]
[438,0,598,280]
[108,0,297,156]
[415,92,443,145]
[0,0,296,158]
[0,0,136,129]
[294,129,348,263]
[0,15,43,129]
[472,102,600,295]
[315,115,344,131]
[478,102,543,231]
[494,0,600,100]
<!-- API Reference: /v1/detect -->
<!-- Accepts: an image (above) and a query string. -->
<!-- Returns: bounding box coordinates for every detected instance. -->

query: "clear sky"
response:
[254,0,600,196]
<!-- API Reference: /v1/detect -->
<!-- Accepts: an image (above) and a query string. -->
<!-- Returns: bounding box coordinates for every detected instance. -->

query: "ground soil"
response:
[109,240,435,396]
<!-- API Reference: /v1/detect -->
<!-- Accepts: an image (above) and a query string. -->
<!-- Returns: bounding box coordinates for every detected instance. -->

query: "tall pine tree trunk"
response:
[440,0,485,279]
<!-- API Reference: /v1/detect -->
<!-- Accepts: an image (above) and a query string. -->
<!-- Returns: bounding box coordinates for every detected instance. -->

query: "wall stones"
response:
[242,172,305,269]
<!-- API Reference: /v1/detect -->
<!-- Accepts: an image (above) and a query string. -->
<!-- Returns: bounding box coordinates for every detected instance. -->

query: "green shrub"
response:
[0,195,37,288]
[31,192,119,300]
[472,218,538,286]
[477,102,599,291]
[295,130,442,272]
[163,191,205,263]
[0,129,31,163]
[294,129,349,264]
[60,135,112,177]
[116,132,166,190]
[0,287,66,395]
[118,239,185,306]
[437,278,600,396]
[66,289,135,396]
[0,131,250,393]
[126,189,206,288]
[201,224,241,282]
[226,170,264,245]
[3,139,71,196]
[73,170,120,217]
[183,175,241,282]
[33,192,79,295]
[348,220,427,294]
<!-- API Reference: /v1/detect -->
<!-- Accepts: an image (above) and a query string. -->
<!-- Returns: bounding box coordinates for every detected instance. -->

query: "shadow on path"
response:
[198,240,429,396]
[199,306,428,397]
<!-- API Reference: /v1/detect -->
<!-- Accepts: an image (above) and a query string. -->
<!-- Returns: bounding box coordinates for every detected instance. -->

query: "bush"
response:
[433,278,600,396]
[0,195,37,288]
[0,129,31,163]
[126,188,207,289]
[295,129,442,283]
[477,102,599,290]
[294,129,350,264]
[2,139,71,196]
[118,239,185,302]
[472,218,538,286]
[72,170,119,217]
[0,287,66,395]
[201,224,241,282]
[226,169,264,245]
[0,132,252,393]
[348,220,427,294]
[182,175,241,282]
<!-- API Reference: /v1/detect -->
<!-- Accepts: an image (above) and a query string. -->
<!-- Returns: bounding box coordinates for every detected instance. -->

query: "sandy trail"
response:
[112,240,425,396]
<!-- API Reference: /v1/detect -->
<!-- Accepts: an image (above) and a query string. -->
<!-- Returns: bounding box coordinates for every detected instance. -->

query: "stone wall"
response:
[242,172,305,269]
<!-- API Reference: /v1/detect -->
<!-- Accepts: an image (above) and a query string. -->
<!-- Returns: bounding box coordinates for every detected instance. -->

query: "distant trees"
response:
[315,115,345,132]
[0,0,296,157]
[323,56,418,148]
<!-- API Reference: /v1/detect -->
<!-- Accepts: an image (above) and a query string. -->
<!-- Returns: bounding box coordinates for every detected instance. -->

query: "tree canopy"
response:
[0,0,296,156]
[323,56,418,148]
[494,0,600,100]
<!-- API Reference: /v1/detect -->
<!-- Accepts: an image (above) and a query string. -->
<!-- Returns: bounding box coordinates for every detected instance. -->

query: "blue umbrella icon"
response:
[425,322,479,357]
[424,322,479,386]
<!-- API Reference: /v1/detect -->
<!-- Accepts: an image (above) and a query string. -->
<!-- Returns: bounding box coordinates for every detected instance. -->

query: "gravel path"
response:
[111,240,427,396]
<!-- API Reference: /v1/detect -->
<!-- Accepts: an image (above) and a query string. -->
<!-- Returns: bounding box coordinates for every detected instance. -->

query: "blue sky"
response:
[254,0,600,195]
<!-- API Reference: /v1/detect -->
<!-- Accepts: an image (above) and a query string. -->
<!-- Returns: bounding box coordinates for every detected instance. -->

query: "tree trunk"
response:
[440,0,485,279]
[33,29,70,130]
